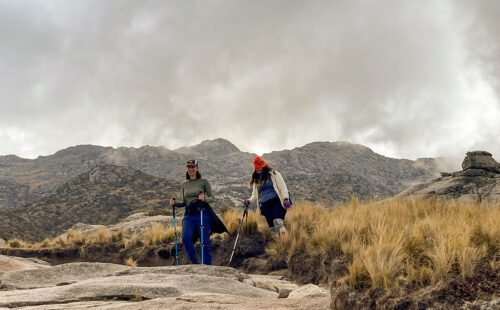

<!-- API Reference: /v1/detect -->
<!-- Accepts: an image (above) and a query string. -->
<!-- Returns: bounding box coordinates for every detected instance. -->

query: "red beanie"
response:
[253,156,267,170]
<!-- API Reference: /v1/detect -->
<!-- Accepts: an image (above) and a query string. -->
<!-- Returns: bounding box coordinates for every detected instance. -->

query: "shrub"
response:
[8,238,22,248]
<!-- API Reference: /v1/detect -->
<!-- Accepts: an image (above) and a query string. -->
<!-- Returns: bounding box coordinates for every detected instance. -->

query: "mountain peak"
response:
[177,138,240,155]
[51,145,108,158]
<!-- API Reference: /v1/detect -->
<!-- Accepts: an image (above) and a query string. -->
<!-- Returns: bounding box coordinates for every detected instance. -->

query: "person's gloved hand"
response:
[243,200,250,207]
[283,198,291,209]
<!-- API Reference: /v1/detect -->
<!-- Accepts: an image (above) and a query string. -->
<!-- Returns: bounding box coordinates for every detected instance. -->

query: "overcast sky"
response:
[1,0,499,167]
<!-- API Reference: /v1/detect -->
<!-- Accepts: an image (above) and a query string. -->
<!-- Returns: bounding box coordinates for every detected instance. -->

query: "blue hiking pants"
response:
[182,212,212,264]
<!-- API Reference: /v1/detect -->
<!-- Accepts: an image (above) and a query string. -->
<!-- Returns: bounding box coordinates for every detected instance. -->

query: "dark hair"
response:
[248,165,274,188]
[186,171,202,180]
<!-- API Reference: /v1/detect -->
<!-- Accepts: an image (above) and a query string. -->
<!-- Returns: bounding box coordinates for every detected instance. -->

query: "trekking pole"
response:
[171,197,179,266]
[200,208,204,265]
[200,192,205,265]
[229,203,249,265]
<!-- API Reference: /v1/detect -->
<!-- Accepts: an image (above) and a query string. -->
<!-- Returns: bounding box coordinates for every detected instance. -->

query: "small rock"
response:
[0,238,5,247]
[287,284,330,298]
[278,288,293,298]
[245,274,299,296]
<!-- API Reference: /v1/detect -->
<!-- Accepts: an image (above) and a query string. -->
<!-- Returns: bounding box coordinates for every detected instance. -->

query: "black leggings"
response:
[260,197,286,228]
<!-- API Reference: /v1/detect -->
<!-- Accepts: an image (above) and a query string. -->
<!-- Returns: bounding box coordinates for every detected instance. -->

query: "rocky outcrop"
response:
[0,262,330,309]
[462,151,500,173]
[70,213,179,238]
[397,151,500,203]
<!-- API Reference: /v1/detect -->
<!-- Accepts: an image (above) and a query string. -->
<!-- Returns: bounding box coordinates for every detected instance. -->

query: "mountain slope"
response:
[18,165,179,239]
[0,208,44,242]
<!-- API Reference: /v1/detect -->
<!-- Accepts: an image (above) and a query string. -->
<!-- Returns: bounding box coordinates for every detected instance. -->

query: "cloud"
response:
[0,0,498,167]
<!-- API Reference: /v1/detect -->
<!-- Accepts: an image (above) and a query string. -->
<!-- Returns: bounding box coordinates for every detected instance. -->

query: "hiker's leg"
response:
[182,215,198,264]
[201,212,212,265]
[272,199,287,235]
[259,203,274,228]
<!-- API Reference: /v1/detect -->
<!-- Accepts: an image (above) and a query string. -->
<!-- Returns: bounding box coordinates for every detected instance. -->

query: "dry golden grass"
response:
[142,223,178,246]
[267,197,500,290]
[84,228,113,245]
[124,232,141,249]
[124,257,138,267]
[223,209,271,239]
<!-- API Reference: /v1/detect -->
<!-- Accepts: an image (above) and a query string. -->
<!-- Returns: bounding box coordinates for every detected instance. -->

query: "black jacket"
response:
[184,200,228,242]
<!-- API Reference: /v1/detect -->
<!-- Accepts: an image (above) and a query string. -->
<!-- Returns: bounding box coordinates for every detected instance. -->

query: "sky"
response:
[1,0,499,168]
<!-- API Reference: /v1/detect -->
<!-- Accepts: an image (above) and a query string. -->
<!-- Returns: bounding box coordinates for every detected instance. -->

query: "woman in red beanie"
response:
[244,156,291,237]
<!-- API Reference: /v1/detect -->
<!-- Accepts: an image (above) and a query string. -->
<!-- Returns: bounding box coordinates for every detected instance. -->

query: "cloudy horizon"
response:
[1,0,499,167]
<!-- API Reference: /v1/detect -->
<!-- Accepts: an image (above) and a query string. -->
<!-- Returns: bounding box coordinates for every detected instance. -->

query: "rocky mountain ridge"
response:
[0,139,443,212]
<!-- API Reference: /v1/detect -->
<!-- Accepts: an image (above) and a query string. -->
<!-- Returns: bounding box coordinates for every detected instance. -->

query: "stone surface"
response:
[0,255,50,278]
[1,262,130,289]
[0,238,4,246]
[0,273,277,308]
[0,295,330,310]
[0,262,331,309]
[287,284,330,298]
[0,264,284,308]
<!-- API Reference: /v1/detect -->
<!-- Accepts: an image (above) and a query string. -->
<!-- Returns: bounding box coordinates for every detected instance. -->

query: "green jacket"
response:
[174,178,214,207]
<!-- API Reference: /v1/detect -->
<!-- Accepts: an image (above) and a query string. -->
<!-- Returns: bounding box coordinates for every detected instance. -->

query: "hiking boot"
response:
[273,219,287,235]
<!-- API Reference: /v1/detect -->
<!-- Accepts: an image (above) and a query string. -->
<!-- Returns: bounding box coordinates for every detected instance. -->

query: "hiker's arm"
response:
[173,184,187,207]
[203,180,214,204]
[274,172,289,200]
[248,184,257,205]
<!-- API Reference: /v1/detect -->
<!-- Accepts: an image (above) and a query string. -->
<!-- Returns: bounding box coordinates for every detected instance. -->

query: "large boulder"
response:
[462,151,500,173]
